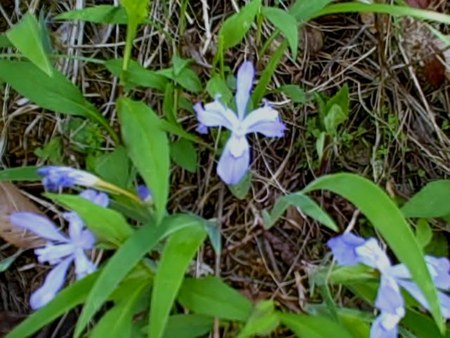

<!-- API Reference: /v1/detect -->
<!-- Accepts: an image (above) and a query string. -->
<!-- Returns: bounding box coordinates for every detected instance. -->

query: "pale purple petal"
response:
[396,280,450,319]
[35,243,75,264]
[355,238,392,272]
[196,123,209,134]
[79,189,109,207]
[425,256,450,290]
[73,248,96,279]
[79,229,96,250]
[194,101,238,131]
[235,61,254,120]
[38,166,99,191]
[217,136,250,185]
[10,212,68,243]
[64,211,84,242]
[375,276,405,316]
[327,233,366,266]
[30,257,73,310]
[370,314,399,338]
[137,185,152,202]
[241,105,286,137]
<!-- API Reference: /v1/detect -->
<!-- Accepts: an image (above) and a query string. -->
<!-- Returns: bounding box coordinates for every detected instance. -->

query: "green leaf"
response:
[56,5,127,24]
[252,40,288,105]
[403,310,450,338]
[237,301,279,338]
[415,219,433,249]
[149,224,207,338]
[206,74,233,105]
[158,67,202,93]
[6,13,53,76]
[178,276,252,321]
[94,146,131,188]
[219,0,261,50]
[262,7,298,59]
[163,315,213,338]
[228,172,252,200]
[289,0,333,22]
[120,0,148,25]
[278,84,306,104]
[48,194,134,246]
[90,280,148,338]
[6,273,99,338]
[170,138,197,173]
[401,180,450,218]
[322,84,349,136]
[117,98,170,223]
[302,173,444,330]
[0,252,22,273]
[105,58,168,91]
[0,166,40,181]
[0,34,12,47]
[74,214,201,337]
[279,313,353,338]
[263,192,337,231]
[0,60,118,143]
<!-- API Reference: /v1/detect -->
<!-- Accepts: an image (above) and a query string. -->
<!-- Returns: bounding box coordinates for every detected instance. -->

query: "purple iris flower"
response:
[38,166,99,191]
[194,61,286,185]
[9,189,108,309]
[136,185,152,202]
[327,233,450,338]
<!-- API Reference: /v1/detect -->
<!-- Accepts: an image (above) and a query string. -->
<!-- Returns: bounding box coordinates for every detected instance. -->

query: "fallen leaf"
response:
[0,182,45,249]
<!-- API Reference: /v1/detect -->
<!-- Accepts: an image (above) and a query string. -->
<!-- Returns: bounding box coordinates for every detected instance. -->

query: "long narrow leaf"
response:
[302,173,444,330]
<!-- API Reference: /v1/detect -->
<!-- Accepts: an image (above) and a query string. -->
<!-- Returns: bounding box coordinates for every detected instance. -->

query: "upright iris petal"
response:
[194,61,286,185]
[9,189,108,309]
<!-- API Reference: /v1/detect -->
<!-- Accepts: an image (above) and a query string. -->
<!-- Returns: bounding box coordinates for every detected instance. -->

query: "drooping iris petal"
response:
[370,314,399,338]
[10,212,68,243]
[327,233,366,266]
[30,257,73,310]
[241,105,286,137]
[396,280,450,319]
[79,229,96,250]
[35,243,76,264]
[73,248,96,279]
[375,276,405,317]
[64,211,84,242]
[194,101,238,130]
[217,136,250,185]
[425,256,450,290]
[235,61,254,120]
[355,238,391,273]
[80,189,109,208]
[38,166,99,191]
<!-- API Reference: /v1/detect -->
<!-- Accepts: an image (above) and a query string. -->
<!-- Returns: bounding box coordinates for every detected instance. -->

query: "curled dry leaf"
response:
[0,182,45,249]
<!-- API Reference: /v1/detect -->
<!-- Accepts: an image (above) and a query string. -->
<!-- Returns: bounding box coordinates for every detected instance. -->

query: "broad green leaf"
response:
[74,214,201,337]
[90,280,148,338]
[120,0,148,25]
[56,5,127,24]
[278,84,306,104]
[263,192,337,231]
[237,300,279,338]
[158,67,202,93]
[206,74,233,104]
[401,180,450,218]
[117,98,170,223]
[178,276,252,321]
[7,13,53,76]
[219,0,261,50]
[302,173,444,330]
[0,61,118,143]
[228,172,252,200]
[170,138,197,173]
[0,34,12,47]
[279,313,353,338]
[262,7,298,59]
[149,224,207,338]
[6,272,99,338]
[48,194,133,246]
[337,308,371,338]
[163,315,213,338]
[403,310,450,338]
[0,166,40,181]
[289,0,333,22]
[94,146,131,188]
[415,219,433,249]
[105,59,168,91]
[252,40,288,105]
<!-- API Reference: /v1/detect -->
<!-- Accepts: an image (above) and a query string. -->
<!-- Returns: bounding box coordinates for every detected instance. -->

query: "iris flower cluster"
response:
[194,61,286,185]
[328,233,450,338]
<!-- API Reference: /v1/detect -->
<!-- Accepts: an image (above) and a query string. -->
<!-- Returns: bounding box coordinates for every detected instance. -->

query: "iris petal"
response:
[217,137,250,185]
[370,314,399,338]
[73,249,96,279]
[327,233,366,266]
[355,238,391,272]
[35,243,75,264]
[241,105,286,137]
[235,61,254,120]
[10,212,68,243]
[194,101,238,130]
[30,257,72,310]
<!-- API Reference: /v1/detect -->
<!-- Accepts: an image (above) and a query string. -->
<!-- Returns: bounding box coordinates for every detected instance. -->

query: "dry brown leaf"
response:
[0,182,45,249]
